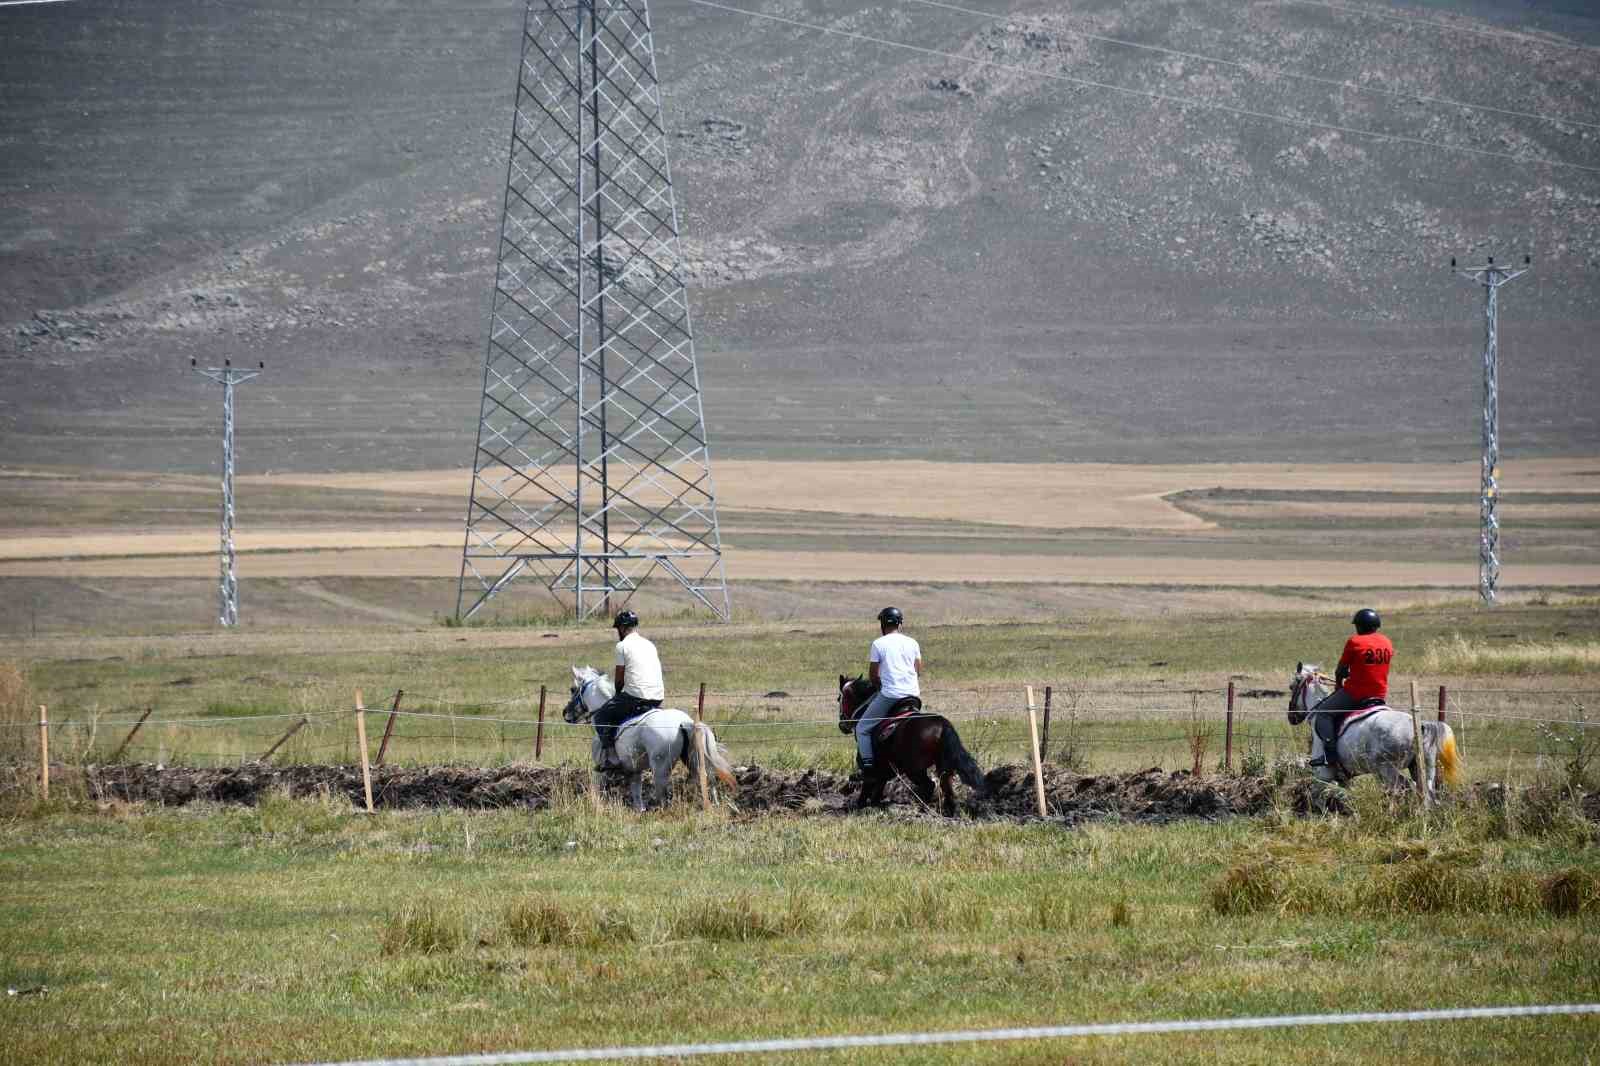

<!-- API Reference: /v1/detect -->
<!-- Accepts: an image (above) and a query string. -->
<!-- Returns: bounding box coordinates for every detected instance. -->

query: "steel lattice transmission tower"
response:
[457,0,730,622]
[1453,255,1529,607]
[190,358,264,627]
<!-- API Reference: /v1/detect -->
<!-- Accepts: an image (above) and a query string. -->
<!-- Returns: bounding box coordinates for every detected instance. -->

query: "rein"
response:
[568,676,604,722]
[1288,671,1335,719]
[837,679,875,732]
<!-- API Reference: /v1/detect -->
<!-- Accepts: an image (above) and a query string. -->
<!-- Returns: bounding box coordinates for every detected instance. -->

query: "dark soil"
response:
[76,761,1280,825]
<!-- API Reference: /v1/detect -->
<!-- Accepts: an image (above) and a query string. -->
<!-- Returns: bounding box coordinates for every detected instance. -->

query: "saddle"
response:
[1310,702,1389,779]
[871,697,923,744]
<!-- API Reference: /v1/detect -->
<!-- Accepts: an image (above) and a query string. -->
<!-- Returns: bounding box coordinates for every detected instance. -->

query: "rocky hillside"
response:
[2,0,1597,469]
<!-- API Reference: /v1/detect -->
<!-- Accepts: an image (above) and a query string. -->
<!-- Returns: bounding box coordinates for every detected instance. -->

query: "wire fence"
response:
[7,678,1598,784]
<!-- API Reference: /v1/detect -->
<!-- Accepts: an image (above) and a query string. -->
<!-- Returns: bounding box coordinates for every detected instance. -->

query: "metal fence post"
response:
[375,689,404,767]
[535,685,547,761]
[1224,681,1235,774]
[1040,685,1052,761]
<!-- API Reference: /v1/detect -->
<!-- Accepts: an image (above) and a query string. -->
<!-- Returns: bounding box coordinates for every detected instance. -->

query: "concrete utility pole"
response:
[1453,256,1529,607]
[191,358,264,626]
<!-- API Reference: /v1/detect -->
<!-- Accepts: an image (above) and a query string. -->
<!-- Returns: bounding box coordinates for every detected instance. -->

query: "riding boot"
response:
[599,742,623,770]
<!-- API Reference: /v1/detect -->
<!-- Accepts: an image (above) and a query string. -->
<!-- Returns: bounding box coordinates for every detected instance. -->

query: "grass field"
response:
[2,780,1597,1065]
[4,599,1597,779]
[2,464,1598,1064]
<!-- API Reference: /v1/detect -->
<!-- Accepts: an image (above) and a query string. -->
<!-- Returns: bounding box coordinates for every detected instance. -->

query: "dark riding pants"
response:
[1310,687,1361,750]
[594,692,661,748]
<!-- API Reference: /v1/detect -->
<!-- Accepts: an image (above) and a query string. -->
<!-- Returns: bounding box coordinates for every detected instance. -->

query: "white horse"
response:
[562,666,737,811]
[1287,663,1461,805]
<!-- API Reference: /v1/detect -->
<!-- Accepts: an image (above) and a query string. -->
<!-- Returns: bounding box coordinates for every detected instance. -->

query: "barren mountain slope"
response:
[1,0,1597,470]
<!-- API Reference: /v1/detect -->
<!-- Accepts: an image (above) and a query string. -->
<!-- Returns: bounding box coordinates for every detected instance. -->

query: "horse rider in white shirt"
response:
[593,609,664,768]
[855,606,923,772]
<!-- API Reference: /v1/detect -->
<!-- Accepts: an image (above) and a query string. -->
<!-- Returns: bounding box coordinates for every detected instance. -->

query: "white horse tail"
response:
[684,722,738,793]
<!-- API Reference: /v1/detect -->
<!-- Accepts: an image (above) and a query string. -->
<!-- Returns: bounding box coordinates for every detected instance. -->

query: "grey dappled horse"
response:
[1287,663,1461,805]
[563,666,737,811]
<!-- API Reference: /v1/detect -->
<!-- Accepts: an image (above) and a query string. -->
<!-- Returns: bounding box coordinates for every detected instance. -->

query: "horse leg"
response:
[856,769,886,810]
[1374,759,1408,799]
[1422,729,1439,807]
[938,771,957,817]
[1402,732,1429,806]
[650,739,676,809]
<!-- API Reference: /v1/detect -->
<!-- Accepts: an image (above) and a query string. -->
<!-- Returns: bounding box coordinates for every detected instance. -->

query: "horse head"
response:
[837,673,870,734]
[1286,661,1327,725]
[564,665,612,723]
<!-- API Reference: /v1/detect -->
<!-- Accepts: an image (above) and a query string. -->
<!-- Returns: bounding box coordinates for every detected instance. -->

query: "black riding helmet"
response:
[1352,608,1381,634]
[613,609,640,630]
[877,606,903,626]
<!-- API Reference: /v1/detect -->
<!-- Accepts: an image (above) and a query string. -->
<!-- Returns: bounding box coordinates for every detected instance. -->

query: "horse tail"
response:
[938,719,984,792]
[1433,724,1462,788]
[687,722,738,793]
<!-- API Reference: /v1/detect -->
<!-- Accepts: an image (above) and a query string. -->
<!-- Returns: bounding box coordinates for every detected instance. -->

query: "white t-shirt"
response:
[871,631,922,699]
[615,631,665,701]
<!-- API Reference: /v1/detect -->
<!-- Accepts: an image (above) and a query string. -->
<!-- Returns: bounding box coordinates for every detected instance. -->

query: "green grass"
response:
[0,787,1596,1065]
[2,604,1599,1062]
[4,600,1596,779]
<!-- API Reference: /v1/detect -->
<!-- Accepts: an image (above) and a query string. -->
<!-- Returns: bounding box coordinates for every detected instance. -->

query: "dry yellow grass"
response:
[0,661,33,762]
[1418,634,1600,676]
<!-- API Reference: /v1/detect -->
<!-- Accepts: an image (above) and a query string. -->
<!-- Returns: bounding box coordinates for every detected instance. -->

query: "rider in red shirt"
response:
[1309,608,1393,771]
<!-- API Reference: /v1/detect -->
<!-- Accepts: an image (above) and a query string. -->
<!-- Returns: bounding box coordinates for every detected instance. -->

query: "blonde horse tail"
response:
[691,722,739,793]
[1437,727,1462,788]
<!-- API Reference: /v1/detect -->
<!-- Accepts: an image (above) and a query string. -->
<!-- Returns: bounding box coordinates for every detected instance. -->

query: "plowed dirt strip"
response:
[3,545,1598,588]
[74,762,1276,824]
[238,458,1600,530]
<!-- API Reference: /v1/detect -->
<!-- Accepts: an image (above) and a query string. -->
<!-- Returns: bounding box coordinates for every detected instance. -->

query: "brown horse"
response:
[837,675,985,816]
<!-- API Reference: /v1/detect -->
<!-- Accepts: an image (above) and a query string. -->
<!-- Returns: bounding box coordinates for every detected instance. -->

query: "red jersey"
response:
[1338,632,1393,701]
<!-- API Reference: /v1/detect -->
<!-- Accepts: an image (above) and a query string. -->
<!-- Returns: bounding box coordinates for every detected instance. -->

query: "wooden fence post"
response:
[1437,685,1447,723]
[534,685,547,761]
[695,729,711,811]
[110,707,154,763]
[695,682,710,809]
[1040,685,1052,761]
[38,705,48,799]
[1410,679,1426,798]
[354,690,375,814]
[375,689,404,767]
[1025,686,1047,818]
[1224,681,1235,774]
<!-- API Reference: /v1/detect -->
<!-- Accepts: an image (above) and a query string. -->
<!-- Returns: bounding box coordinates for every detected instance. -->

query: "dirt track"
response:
[78,761,1279,825]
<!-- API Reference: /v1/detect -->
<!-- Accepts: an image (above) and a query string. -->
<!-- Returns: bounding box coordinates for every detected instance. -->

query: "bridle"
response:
[565,675,604,723]
[1286,668,1331,724]
[837,678,868,734]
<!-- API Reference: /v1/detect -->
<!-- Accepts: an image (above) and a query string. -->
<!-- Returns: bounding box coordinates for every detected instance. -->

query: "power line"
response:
[1280,0,1600,56]
[901,0,1600,132]
[684,0,1600,177]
